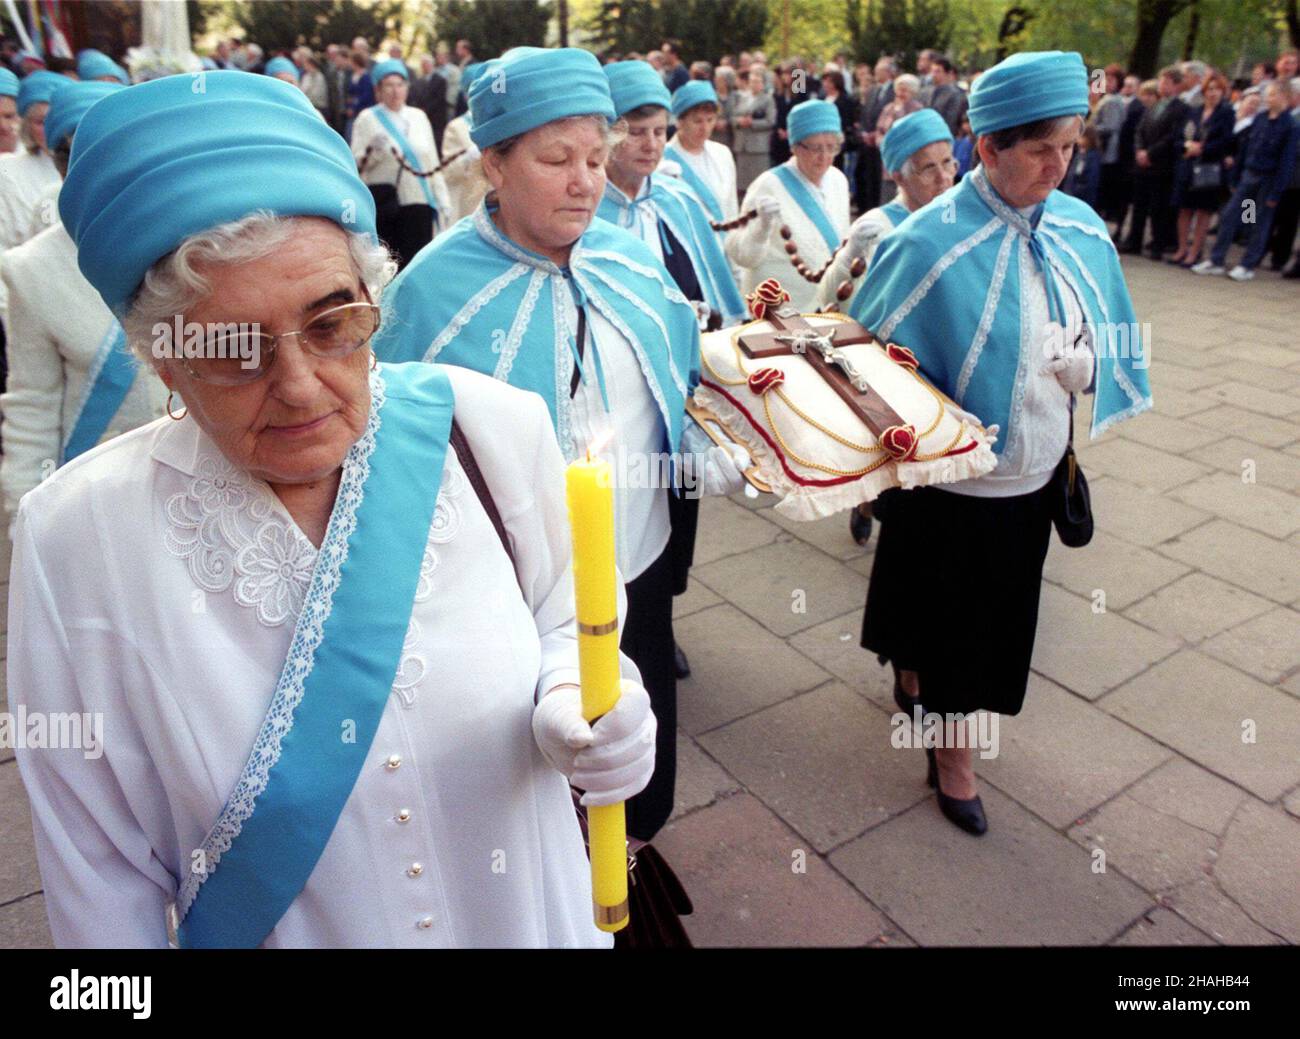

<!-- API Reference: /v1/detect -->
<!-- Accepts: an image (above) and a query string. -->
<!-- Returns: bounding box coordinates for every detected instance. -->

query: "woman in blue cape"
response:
[596,59,749,681]
[372,46,747,845]
[13,71,654,949]
[851,52,1152,836]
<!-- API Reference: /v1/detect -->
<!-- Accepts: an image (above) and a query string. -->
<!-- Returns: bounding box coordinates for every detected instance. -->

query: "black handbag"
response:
[1190,159,1222,190]
[1050,394,1093,548]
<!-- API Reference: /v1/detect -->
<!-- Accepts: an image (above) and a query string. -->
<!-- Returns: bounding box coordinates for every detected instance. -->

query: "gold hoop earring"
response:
[166,391,188,421]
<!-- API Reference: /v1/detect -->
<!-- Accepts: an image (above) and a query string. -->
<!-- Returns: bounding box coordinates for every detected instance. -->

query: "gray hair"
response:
[894,73,920,95]
[122,211,395,365]
[1181,60,1207,79]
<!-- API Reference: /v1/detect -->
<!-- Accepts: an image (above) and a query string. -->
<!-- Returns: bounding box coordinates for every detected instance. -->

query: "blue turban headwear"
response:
[461,61,486,95]
[469,47,615,149]
[881,107,954,173]
[18,70,66,116]
[787,98,841,145]
[59,71,376,318]
[265,56,300,82]
[604,60,670,117]
[0,69,18,98]
[670,79,718,118]
[77,48,129,85]
[44,81,124,151]
[370,58,409,85]
[967,50,1088,137]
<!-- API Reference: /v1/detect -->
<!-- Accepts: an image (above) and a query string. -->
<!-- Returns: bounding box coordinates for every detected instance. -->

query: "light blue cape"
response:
[850,165,1151,447]
[597,171,745,326]
[373,205,699,459]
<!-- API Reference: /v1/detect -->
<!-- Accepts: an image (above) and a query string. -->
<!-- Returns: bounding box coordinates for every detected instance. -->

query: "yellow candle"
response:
[565,453,629,933]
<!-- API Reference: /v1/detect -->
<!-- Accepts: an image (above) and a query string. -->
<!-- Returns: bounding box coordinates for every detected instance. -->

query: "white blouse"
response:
[351,104,452,216]
[0,221,168,523]
[0,150,59,250]
[9,364,618,949]
[726,158,851,312]
[665,138,738,223]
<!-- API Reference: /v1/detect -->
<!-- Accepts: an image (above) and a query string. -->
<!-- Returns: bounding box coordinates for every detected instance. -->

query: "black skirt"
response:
[861,482,1054,717]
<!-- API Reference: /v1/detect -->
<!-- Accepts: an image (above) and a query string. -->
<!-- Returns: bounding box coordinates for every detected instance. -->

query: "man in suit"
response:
[407,54,449,159]
[856,55,897,211]
[325,44,352,136]
[1122,66,1189,258]
[927,55,967,134]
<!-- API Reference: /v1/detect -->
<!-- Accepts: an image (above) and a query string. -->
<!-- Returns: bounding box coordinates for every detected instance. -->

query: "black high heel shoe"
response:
[849,503,874,546]
[925,747,988,836]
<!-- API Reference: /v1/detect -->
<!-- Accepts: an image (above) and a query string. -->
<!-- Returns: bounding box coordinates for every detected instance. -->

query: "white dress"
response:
[726,158,851,312]
[351,103,451,219]
[9,364,618,949]
[440,115,486,226]
[0,222,168,522]
[664,138,738,223]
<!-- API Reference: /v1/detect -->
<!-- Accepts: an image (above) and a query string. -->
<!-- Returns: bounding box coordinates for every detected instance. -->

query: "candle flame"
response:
[586,428,616,462]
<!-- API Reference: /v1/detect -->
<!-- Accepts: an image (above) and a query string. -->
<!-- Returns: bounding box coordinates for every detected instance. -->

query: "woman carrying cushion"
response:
[1,81,166,527]
[13,71,654,949]
[351,58,449,268]
[664,79,739,226]
[851,52,1151,836]
[373,47,746,844]
[726,98,851,312]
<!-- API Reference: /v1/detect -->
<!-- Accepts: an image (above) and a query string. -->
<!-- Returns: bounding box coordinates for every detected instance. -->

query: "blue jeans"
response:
[1211,173,1279,270]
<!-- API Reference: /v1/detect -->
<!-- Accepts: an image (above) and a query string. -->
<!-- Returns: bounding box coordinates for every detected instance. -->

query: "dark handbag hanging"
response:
[1050,394,1093,548]
[453,418,695,948]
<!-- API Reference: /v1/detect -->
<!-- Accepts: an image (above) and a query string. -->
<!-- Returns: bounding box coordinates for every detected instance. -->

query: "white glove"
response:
[849,218,882,259]
[532,681,657,806]
[946,402,999,445]
[702,440,752,496]
[1039,322,1094,393]
[756,195,782,230]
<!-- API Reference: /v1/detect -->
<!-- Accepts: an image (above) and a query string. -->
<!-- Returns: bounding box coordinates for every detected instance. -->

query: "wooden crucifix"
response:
[738,305,906,439]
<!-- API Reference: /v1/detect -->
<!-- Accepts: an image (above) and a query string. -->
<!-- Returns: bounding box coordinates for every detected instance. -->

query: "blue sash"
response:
[668,144,724,221]
[374,106,438,211]
[177,363,455,948]
[60,322,136,465]
[774,163,841,253]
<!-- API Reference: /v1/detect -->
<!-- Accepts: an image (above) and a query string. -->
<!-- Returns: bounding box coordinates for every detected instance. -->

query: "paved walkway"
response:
[2,256,1297,947]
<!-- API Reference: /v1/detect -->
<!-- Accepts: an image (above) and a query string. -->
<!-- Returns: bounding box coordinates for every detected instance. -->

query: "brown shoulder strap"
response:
[449,418,517,572]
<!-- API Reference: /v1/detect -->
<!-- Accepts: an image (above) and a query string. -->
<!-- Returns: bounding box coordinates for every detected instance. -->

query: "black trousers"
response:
[1268,188,1300,268]
[1124,170,1177,252]
[620,541,678,843]
[378,202,434,270]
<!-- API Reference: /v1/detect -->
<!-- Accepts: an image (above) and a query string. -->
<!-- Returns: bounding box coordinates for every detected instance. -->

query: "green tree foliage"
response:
[215,0,408,52]
[586,0,768,62]
[431,0,553,59]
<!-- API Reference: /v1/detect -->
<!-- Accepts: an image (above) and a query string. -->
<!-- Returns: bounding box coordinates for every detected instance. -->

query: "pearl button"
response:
[417,916,434,930]
[396,808,412,823]
[385,754,402,770]
[407,862,424,877]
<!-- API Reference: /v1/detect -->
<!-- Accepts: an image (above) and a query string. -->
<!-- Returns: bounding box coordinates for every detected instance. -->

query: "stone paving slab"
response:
[1199,608,1300,686]
[1159,877,1284,945]
[1098,651,1300,802]
[1075,437,1212,492]
[1168,472,1300,540]
[1041,530,1189,611]
[671,578,722,620]
[1114,411,1226,454]
[1124,758,1249,836]
[1069,793,1220,892]
[697,681,930,853]
[1191,438,1300,492]
[0,761,40,906]
[1156,519,1300,605]
[757,505,868,562]
[1085,475,1211,549]
[1195,381,1300,419]
[828,783,1154,946]
[1214,801,1300,944]
[786,610,895,707]
[690,495,781,566]
[1184,405,1300,450]
[691,535,871,637]
[674,603,829,735]
[974,674,1170,830]
[1113,907,1214,946]
[655,793,892,947]
[1031,584,1180,700]
[671,733,741,822]
[0,894,52,950]
[1123,572,1275,644]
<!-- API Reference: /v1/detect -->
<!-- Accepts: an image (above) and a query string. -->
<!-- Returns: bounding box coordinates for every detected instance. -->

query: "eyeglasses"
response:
[914,156,959,180]
[180,301,382,386]
[796,141,841,156]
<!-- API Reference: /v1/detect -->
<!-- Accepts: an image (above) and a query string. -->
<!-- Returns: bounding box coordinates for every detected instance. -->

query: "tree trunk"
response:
[1182,0,1199,61]
[557,0,568,47]
[1287,0,1299,49]
[1128,0,1192,80]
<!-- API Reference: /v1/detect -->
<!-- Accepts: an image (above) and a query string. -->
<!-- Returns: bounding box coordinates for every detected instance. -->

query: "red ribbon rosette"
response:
[885,343,919,371]
[747,278,791,321]
[879,424,919,463]
[747,367,785,396]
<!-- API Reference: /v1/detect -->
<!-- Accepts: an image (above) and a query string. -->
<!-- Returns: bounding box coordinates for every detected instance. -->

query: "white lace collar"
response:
[969,165,1040,238]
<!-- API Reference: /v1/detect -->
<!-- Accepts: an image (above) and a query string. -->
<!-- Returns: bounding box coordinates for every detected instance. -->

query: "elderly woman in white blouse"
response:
[11,71,654,949]
[350,58,451,267]
[1,81,167,527]
[726,98,852,311]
